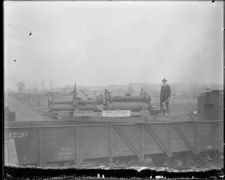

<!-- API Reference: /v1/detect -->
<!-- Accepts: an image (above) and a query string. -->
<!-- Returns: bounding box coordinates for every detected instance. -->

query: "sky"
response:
[4,1,223,90]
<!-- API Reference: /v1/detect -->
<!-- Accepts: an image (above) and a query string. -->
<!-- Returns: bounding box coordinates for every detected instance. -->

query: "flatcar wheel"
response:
[151,154,167,167]
[195,153,208,168]
[165,157,187,169]
[185,154,196,168]
[178,152,197,169]
[165,157,176,168]
[207,150,220,162]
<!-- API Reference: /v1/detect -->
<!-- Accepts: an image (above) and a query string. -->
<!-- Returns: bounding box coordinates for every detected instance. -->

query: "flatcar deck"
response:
[5,114,196,127]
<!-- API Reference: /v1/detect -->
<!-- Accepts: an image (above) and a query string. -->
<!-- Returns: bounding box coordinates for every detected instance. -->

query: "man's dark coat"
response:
[160,84,171,103]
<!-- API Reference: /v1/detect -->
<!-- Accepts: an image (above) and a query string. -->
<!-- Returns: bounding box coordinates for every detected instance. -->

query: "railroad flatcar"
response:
[4,89,223,169]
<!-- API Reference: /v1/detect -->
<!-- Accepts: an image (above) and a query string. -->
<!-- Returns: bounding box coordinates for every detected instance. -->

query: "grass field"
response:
[4,93,197,122]
[5,94,51,121]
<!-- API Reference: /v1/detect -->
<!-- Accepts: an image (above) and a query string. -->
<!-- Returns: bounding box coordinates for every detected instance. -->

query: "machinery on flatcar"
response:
[48,85,159,121]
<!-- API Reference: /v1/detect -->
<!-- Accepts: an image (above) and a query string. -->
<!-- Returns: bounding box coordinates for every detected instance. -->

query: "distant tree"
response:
[126,86,134,96]
[48,80,54,90]
[31,81,39,93]
[92,90,97,96]
[40,80,46,92]
[16,81,25,93]
[115,88,125,95]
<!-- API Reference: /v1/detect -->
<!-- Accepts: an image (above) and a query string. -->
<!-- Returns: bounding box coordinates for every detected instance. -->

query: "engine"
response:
[48,88,153,119]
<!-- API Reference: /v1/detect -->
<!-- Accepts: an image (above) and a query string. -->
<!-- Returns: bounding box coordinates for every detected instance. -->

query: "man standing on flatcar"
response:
[160,78,171,115]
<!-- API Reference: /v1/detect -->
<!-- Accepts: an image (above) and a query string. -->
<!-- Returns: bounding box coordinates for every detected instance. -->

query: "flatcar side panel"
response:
[113,124,140,157]
[41,127,75,164]
[172,122,195,153]
[6,119,223,167]
[144,123,171,156]
[5,128,39,165]
[196,122,216,153]
[207,121,223,153]
[78,125,109,161]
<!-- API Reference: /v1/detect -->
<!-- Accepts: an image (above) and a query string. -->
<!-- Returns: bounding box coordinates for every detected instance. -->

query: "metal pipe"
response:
[109,95,147,102]
[50,106,74,111]
[53,101,73,104]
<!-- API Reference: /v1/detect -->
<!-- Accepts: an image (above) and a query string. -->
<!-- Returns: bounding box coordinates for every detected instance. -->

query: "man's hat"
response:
[162,78,167,82]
